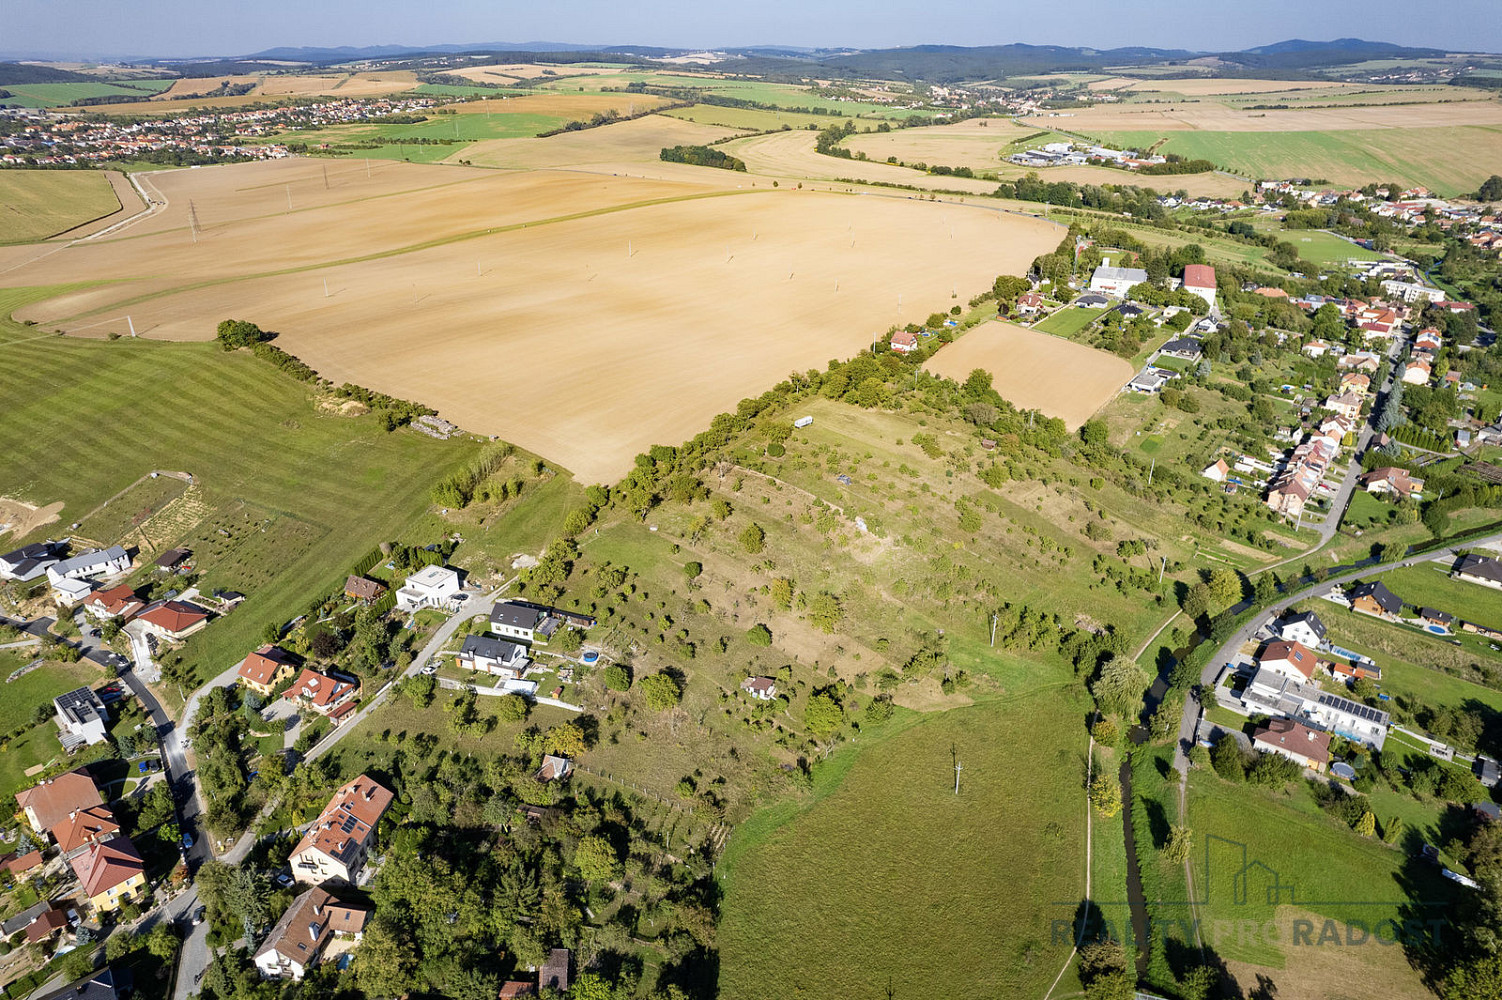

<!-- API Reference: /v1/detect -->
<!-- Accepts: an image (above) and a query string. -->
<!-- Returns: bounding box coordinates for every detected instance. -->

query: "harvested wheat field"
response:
[8,163,731,322]
[9,160,1059,482]
[994,162,1249,198]
[842,120,1013,171]
[723,131,1002,195]
[925,322,1131,429]
[454,115,748,169]
[1122,77,1365,96]
[444,63,630,84]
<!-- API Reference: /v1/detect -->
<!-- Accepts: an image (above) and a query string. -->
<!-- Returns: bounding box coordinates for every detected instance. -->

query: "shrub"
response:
[602,664,631,691]
[746,624,773,646]
[638,672,682,711]
[739,523,766,554]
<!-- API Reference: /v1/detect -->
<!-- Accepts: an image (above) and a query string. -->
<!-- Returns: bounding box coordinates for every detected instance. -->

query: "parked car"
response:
[275,872,293,888]
[191,906,205,926]
[181,831,193,849]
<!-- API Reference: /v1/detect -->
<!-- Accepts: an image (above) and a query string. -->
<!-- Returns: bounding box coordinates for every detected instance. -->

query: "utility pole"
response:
[127,316,136,338]
[954,758,963,795]
[1148,457,1155,486]
[1159,556,1167,586]
[990,612,998,647]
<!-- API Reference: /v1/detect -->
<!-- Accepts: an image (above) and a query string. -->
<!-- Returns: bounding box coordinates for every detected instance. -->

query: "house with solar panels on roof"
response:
[1239,667,1389,750]
[290,775,394,885]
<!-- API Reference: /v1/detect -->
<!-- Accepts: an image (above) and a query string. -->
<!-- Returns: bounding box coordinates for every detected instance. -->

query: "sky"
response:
[6,0,1501,60]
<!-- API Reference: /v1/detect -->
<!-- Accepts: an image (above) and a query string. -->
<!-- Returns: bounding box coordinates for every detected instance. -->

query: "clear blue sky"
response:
[7,0,1499,60]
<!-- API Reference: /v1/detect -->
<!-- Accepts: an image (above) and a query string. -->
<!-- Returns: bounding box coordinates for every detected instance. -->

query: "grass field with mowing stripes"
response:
[0,286,480,703]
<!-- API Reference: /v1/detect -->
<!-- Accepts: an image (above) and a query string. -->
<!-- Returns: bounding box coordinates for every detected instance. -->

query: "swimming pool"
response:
[1425,624,1448,635]
[581,649,600,665]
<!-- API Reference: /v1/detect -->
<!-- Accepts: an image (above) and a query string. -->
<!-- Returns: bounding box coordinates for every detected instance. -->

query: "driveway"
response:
[123,621,160,683]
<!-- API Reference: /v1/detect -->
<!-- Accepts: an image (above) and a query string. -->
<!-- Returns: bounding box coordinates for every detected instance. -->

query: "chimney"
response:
[313,903,322,917]
[364,786,375,801]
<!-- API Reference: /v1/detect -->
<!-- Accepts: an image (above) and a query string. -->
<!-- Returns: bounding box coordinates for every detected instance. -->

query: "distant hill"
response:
[245,41,631,62]
[1220,37,1444,69]
[0,62,98,85]
[820,43,1195,83]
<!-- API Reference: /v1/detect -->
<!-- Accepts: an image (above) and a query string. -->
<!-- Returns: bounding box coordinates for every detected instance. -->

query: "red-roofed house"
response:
[1016,292,1044,315]
[290,775,393,885]
[890,331,918,354]
[1,851,44,882]
[81,585,143,622]
[238,645,297,698]
[252,886,369,980]
[283,669,360,718]
[52,804,121,856]
[69,836,144,913]
[134,600,210,642]
[15,771,101,838]
[1183,264,1217,308]
[1252,718,1331,772]
[1257,639,1317,682]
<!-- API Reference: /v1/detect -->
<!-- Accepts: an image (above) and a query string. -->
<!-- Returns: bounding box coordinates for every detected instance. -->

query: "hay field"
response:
[0,170,121,243]
[1122,77,1365,95]
[722,130,1002,194]
[1024,98,1502,132]
[925,321,1131,428]
[452,114,747,169]
[1089,125,1502,195]
[7,160,1059,483]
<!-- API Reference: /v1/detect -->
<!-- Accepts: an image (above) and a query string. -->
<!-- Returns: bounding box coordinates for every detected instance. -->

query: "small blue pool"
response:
[1425,624,1448,635]
[581,649,599,665]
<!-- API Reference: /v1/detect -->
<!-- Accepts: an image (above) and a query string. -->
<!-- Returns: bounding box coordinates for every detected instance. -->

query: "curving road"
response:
[1172,531,1502,776]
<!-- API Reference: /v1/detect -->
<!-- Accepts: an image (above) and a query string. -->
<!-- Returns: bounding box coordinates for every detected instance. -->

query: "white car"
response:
[420,665,437,676]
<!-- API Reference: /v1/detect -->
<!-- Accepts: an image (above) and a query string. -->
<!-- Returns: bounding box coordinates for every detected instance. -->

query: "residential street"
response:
[1172,530,1502,777]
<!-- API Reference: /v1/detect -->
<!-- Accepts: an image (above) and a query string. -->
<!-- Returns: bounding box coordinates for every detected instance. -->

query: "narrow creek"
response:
[1120,738,1152,981]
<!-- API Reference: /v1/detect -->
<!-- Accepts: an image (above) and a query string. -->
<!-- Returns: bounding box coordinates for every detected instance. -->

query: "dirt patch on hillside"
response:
[1220,906,1433,1000]
[0,498,63,541]
[925,321,1132,430]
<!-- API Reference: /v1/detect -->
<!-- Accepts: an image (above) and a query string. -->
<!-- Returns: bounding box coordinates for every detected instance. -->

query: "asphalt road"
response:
[1172,530,1502,775]
[2,580,515,997]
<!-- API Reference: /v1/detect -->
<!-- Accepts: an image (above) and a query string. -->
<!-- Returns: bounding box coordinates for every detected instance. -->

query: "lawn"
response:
[1279,229,1386,267]
[0,285,482,700]
[0,170,122,244]
[0,652,106,803]
[0,79,174,108]
[717,687,1089,1000]
[1185,766,1455,990]
[1373,560,1502,627]
[1034,306,1106,338]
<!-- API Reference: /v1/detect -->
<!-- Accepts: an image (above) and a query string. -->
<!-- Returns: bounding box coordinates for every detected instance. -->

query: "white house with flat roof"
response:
[394,565,463,612]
